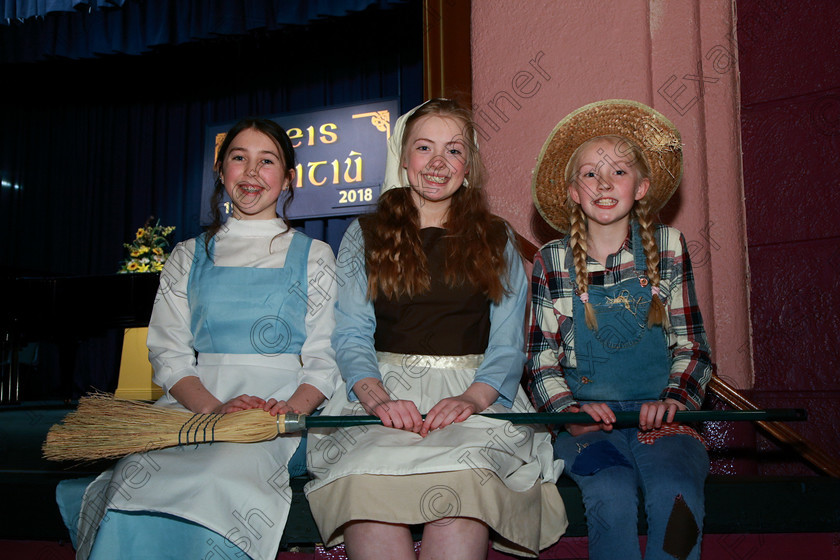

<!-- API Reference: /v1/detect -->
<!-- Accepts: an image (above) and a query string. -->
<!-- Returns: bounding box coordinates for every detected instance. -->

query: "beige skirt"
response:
[305,353,567,557]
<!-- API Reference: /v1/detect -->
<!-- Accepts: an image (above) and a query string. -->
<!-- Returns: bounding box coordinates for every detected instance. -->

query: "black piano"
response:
[1,273,160,403]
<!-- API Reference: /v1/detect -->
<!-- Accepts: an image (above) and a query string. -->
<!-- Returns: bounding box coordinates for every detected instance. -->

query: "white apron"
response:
[305,353,567,557]
[76,231,313,560]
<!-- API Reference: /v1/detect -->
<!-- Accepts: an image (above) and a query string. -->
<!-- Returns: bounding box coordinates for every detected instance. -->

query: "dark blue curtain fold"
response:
[1,0,409,62]
[2,0,125,24]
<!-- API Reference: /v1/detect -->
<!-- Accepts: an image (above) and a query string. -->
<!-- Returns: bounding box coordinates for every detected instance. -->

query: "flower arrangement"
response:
[118,217,176,274]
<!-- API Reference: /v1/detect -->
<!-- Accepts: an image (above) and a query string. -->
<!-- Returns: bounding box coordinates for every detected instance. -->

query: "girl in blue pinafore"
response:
[526,100,713,560]
[63,118,339,560]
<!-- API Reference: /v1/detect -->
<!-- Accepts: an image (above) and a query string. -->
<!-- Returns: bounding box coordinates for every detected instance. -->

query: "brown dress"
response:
[305,225,567,557]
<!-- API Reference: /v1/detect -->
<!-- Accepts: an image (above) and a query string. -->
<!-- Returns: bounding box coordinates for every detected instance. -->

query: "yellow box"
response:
[114,327,163,401]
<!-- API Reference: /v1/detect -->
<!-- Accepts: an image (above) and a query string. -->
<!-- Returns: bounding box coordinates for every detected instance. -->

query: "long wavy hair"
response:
[360,99,512,303]
[565,134,669,330]
[204,118,297,255]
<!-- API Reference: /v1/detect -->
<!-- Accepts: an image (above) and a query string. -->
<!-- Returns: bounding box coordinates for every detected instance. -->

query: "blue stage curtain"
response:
[0,0,421,399]
[1,0,409,62]
[1,1,421,277]
[2,0,125,25]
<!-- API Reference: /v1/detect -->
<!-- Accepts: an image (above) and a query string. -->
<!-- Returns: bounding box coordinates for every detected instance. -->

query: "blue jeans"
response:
[554,401,708,560]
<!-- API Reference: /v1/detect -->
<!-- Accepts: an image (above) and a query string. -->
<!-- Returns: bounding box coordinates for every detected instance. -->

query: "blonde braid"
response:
[634,199,669,328]
[569,203,598,330]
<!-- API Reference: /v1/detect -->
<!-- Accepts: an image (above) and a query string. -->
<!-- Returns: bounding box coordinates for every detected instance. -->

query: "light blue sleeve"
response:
[332,219,381,401]
[473,235,528,408]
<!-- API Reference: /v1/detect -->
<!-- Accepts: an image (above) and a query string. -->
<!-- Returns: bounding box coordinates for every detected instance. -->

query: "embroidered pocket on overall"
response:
[591,289,652,351]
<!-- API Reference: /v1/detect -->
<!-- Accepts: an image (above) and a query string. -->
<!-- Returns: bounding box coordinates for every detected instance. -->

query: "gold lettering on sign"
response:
[344,151,363,183]
[308,161,329,186]
[352,111,392,139]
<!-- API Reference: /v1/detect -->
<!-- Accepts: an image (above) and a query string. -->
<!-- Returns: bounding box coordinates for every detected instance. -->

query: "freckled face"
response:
[568,138,649,230]
[402,115,470,211]
[218,128,293,220]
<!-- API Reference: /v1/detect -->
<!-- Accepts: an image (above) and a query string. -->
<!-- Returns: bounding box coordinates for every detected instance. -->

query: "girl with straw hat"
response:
[305,98,566,559]
[62,118,340,560]
[526,100,713,560]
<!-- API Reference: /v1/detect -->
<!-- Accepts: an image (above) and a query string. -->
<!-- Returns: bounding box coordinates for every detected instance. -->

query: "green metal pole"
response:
[284,408,806,432]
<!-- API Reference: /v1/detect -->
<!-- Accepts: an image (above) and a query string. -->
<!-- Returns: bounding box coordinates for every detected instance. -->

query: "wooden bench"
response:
[3,404,839,548]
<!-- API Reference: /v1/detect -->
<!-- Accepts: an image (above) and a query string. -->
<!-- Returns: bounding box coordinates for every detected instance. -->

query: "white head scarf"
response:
[380,99,478,193]
[381,101,425,192]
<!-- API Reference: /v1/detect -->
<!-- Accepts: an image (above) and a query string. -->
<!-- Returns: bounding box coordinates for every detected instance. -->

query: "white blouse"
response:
[147,217,339,401]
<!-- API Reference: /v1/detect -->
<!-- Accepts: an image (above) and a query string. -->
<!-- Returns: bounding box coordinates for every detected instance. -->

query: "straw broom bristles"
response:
[43,393,289,462]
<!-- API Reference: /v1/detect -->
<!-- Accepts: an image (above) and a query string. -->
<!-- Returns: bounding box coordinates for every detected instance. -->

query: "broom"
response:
[42,393,807,462]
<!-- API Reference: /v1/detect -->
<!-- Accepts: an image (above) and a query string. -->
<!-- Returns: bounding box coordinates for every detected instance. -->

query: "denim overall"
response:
[565,223,670,402]
[554,223,708,560]
[189,232,310,356]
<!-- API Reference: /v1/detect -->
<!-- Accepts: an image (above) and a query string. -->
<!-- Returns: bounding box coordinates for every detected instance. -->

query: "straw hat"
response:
[532,99,683,232]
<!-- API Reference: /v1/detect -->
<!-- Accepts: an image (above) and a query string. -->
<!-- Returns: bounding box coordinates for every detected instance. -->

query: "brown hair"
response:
[360,99,511,303]
[204,118,296,255]
[565,135,668,330]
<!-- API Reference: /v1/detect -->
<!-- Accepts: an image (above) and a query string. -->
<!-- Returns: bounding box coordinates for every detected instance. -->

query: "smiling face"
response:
[567,137,650,232]
[401,114,470,214]
[218,127,294,220]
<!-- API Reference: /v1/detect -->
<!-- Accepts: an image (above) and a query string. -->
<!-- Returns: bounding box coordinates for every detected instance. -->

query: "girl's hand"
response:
[420,382,499,437]
[262,398,295,416]
[638,398,686,431]
[353,377,423,433]
[214,394,267,414]
[565,403,616,437]
[368,399,424,433]
[283,384,327,416]
[420,395,480,437]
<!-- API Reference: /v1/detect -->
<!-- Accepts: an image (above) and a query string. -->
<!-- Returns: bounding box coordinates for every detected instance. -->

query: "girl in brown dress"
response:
[305,98,566,560]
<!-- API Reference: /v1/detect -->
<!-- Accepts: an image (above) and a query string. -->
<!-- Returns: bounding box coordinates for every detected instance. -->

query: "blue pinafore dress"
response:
[70,231,312,560]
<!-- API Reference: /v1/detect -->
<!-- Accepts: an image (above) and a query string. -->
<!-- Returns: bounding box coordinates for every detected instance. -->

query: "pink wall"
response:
[471,0,753,389]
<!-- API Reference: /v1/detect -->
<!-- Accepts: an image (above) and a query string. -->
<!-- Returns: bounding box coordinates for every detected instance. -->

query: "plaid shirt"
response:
[525,223,712,412]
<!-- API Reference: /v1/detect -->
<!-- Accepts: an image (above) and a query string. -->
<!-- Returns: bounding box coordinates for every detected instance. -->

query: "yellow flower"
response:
[122,221,174,274]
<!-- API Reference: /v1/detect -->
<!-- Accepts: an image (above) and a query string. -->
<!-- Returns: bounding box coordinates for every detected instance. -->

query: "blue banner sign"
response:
[200,98,399,223]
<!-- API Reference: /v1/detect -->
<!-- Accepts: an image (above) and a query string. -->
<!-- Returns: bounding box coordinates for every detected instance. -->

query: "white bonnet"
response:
[380,98,479,193]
